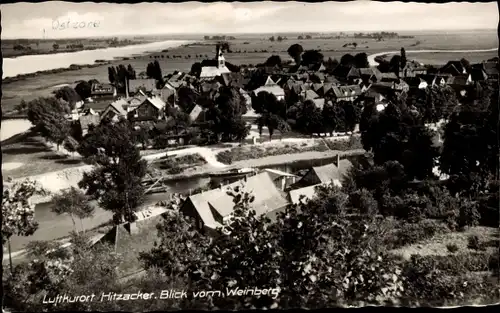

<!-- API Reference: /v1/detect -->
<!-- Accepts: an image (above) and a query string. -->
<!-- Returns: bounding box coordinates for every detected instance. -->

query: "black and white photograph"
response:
[1,1,499,311]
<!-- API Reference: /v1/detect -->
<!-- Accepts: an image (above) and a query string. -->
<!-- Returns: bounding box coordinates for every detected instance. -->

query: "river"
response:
[2,40,195,79]
[7,154,358,253]
[367,47,498,67]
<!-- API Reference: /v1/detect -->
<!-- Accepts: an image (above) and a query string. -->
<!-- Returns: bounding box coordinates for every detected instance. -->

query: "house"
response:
[131,96,167,121]
[296,157,353,188]
[199,45,233,79]
[330,85,362,102]
[301,89,320,101]
[359,68,382,83]
[93,207,169,276]
[91,83,117,99]
[180,172,289,235]
[392,79,410,92]
[380,72,399,83]
[469,68,488,82]
[312,98,326,109]
[289,182,337,205]
[263,168,299,191]
[100,99,128,122]
[400,60,427,77]
[79,113,100,136]
[404,77,428,90]
[160,82,177,105]
[332,65,353,82]
[440,60,469,76]
[433,74,453,87]
[128,79,157,96]
[481,62,499,80]
[219,72,245,88]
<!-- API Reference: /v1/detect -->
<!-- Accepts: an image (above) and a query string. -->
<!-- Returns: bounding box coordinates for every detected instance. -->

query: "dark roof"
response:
[332,65,353,80]
[332,85,362,98]
[469,68,488,81]
[94,214,167,276]
[440,61,467,75]
[380,72,398,82]
[483,62,499,76]
[448,74,468,86]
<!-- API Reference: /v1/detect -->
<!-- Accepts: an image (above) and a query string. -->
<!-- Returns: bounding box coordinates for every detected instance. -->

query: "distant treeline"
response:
[203,35,236,40]
[353,32,414,39]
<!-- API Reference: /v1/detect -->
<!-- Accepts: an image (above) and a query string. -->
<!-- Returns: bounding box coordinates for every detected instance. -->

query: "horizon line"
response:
[3,28,497,41]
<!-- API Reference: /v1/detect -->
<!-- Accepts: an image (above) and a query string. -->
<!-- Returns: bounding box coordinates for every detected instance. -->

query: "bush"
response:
[446,244,459,253]
[349,188,378,215]
[457,199,480,229]
[402,254,497,306]
[467,235,482,251]
[388,220,449,249]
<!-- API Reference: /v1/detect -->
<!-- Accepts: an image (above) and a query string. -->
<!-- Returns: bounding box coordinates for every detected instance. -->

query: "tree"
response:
[400,48,407,69]
[269,36,275,42]
[354,53,369,68]
[51,187,95,233]
[78,120,147,223]
[41,112,71,151]
[190,62,202,78]
[389,55,401,76]
[301,50,324,67]
[177,86,198,113]
[74,80,92,100]
[52,43,59,50]
[127,64,137,80]
[2,179,46,272]
[360,100,438,181]
[296,100,324,136]
[287,43,304,64]
[265,55,282,68]
[53,86,81,107]
[439,81,499,194]
[3,233,123,312]
[63,136,80,157]
[27,97,71,127]
[108,66,117,84]
[340,54,355,67]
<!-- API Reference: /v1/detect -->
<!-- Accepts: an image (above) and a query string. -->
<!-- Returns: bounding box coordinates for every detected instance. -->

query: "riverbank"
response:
[367,47,498,67]
[3,40,151,59]
[2,61,112,85]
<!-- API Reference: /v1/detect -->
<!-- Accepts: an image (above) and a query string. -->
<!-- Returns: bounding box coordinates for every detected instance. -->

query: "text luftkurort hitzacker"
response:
[43,287,281,304]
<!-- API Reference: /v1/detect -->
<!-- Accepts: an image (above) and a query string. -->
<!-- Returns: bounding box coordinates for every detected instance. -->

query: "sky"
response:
[2,1,498,39]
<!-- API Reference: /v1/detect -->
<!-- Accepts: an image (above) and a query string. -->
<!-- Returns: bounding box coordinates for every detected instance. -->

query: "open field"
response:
[2,31,497,112]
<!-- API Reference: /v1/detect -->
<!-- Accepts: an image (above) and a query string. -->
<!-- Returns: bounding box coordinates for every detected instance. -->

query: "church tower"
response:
[216,44,225,68]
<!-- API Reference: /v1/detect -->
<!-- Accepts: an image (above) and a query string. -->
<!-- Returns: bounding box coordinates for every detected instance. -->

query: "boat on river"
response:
[209,167,258,185]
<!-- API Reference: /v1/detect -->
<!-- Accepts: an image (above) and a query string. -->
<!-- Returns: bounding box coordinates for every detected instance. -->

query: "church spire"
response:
[216,44,225,68]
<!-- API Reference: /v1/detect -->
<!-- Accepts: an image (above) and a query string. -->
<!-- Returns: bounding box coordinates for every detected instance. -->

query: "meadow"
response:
[2,31,497,112]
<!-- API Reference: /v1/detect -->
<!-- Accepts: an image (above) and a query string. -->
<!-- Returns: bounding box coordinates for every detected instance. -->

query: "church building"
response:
[199,45,233,79]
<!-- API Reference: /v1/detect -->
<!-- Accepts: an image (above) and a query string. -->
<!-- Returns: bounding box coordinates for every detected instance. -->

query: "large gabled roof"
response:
[185,172,289,229]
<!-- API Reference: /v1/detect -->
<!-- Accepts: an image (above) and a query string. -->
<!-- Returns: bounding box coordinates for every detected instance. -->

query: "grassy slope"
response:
[2,132,85,178]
